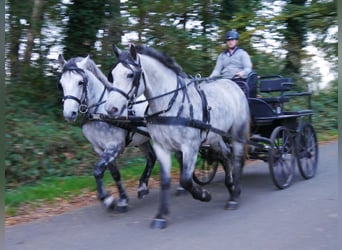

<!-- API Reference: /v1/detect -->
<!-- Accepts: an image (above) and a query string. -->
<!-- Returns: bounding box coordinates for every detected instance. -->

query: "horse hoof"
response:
[224,200,239,210]
[150,218,168,229]
[199,189,211,202]
[98,192,109,201]
[198,189,211,202]
[175,187,187,196]
[103,196,116,210]
[138,189,149,199]
[115,198,128,213]
[115,206,128,213]
[191,188,211,202]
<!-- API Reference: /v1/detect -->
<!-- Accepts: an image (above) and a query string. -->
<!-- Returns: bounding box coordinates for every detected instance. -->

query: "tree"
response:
[63,0,107,58]
[6,0,35,80]
[282,0,307,75]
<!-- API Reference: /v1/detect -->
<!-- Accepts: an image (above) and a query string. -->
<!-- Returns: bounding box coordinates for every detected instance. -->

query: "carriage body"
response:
[194,75,318,189]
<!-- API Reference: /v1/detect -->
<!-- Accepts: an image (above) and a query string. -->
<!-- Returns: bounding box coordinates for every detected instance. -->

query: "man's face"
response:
[226,39,238,49]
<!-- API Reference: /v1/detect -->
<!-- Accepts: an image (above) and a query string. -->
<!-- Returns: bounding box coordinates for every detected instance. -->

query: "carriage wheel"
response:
[269,126,296,189]
[193,147,219,186]
[296,122,318,179]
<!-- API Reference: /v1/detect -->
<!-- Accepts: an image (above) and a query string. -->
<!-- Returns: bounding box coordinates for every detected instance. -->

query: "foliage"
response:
[5,103,94,187]
[311,80,338,132]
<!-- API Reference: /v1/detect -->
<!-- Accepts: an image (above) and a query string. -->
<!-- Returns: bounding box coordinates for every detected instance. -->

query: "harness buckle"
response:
[79,104,89,114]
[195,73,202,79]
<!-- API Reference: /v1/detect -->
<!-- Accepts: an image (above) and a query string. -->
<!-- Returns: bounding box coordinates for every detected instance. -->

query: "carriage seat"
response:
[259,77,293,104]
[248,98,277,125]
[246,71,258,98]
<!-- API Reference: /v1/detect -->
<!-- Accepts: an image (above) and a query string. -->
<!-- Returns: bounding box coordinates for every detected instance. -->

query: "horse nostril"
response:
[111,107,118,114]
[72,111,77,118]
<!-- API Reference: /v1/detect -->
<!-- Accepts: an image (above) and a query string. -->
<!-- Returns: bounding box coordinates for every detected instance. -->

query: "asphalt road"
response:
[5,141,338,250]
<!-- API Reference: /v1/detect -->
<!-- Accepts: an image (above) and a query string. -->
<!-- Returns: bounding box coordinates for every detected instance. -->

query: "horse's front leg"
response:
[180,149,211,202]
[223,142,244,210]
[94,147,123,211]
[136,142,157,199]
[150,144,172,229]
[93,159,108,201]
[107,161,129,212]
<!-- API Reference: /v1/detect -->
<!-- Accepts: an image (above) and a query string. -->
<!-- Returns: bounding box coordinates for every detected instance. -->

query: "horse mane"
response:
[64,57,109,86]
[134,45,186,77]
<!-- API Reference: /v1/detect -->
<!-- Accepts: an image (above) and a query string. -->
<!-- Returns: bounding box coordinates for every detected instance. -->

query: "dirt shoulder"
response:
[5,177,164,227]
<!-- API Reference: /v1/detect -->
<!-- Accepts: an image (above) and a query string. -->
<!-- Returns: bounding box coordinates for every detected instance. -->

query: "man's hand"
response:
[236,71,244,78]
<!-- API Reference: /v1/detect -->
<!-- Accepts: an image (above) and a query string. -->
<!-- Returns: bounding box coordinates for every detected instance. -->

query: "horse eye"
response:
[127,73,134,78]
[78,81,84,85]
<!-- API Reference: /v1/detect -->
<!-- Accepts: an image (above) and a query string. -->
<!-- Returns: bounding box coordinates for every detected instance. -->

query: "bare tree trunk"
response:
[283,0,306,75]
[24,0,44,63]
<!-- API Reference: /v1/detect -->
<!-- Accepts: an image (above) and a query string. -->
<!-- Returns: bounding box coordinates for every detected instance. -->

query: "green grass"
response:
[5,157,174,217]
[5,175,96,216]
[317,130,338,142]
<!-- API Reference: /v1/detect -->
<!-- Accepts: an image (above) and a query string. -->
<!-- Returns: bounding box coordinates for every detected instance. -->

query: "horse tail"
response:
[231,107,250,162]
[244,118,252,160]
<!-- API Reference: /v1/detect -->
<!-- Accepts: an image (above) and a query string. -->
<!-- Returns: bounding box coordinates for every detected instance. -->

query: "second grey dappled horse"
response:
[105,44,250,228]
[58,54,156,211]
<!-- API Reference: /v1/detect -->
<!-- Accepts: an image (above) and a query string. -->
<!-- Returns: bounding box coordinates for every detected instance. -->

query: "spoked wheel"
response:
[296,122,318,179]
[193,147,219,186]
[269,126,296,189]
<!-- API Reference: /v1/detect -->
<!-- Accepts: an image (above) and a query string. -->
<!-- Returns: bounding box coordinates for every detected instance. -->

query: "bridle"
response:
[107,58,144,109]
[58,66,105,114]
[58,66,89,113]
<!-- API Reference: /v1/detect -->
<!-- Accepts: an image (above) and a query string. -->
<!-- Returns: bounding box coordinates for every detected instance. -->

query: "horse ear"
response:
[58,54,66,67]
[77,55,90,69]
[130,44,138,62]
[112,44,121,59]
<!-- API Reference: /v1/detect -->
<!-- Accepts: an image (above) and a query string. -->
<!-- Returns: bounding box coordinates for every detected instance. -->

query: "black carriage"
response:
[193,75,318,189]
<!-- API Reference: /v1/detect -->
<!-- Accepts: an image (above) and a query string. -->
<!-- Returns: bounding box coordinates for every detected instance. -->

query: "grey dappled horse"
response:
[104,44,250,228]
[58,55,156,211]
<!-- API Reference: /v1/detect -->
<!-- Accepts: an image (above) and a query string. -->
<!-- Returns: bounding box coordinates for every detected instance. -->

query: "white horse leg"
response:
[150,144,172,229]
[224,141,244,210]
[136,142,157,199]
[93,160,109,201]
[93,146,124,211]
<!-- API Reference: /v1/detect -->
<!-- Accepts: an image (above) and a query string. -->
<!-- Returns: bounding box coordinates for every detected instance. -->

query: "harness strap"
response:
[93,115,149,134]
[194,82,211,141]
[108,86,131,100]
[144,78,181,118]
[93,87,107,114]
[146,116,231,141]
[63,95,81,104]
[177,76,194,119]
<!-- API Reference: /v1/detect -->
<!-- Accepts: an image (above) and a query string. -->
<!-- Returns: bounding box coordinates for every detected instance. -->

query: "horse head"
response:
[105,44,145,118]
[58,55,90,123]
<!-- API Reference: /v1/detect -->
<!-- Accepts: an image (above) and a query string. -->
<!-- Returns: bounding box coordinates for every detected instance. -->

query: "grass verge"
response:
[5,156,182,217]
